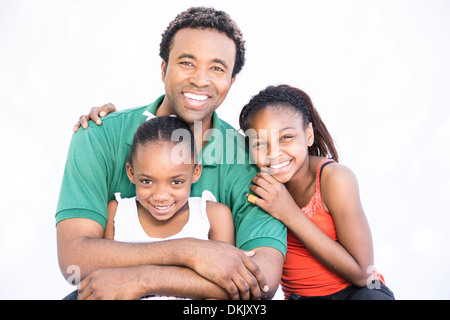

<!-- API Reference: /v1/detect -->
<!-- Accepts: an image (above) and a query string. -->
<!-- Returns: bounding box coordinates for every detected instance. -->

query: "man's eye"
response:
[212,66,224,72]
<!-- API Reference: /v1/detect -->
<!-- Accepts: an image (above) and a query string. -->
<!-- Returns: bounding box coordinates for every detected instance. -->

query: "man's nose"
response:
[190,66,211,87]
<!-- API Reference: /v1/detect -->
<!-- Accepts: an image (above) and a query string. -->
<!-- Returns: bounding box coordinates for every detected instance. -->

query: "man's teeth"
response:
[184,92,208,101]
[270,160,291,169]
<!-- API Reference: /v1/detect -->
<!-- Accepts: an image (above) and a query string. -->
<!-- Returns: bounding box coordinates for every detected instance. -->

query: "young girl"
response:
[239,85,394,300]
[104,116,235,299]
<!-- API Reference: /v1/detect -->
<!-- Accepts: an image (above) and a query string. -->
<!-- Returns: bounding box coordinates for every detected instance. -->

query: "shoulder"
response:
[205,201,232,219]
[319,160,361,211]
[320,161,358,189]
[70,104,149,145]
[204,199,233,227]
[205,201,235,244]
[217,117,248,154]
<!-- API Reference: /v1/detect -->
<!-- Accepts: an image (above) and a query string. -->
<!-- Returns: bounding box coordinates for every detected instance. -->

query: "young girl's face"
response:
[247,106,314,183]
[126,141,201,221]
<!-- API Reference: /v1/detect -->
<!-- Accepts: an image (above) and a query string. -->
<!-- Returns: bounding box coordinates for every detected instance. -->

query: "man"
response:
[57,7,286,300]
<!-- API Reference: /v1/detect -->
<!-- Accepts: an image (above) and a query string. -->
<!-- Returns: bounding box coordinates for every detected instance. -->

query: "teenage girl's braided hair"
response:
[239,84,339,162]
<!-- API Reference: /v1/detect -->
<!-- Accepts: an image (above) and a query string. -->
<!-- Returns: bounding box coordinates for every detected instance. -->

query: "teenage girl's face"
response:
[126,141,201,221]
[247,106,314,183]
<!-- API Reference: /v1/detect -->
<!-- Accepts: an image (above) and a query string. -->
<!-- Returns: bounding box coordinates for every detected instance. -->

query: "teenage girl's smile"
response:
[265,159,294,175]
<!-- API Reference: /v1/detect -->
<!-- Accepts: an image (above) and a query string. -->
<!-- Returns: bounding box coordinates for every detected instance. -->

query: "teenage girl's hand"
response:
[248,172,300,223]
[73,103,117,132]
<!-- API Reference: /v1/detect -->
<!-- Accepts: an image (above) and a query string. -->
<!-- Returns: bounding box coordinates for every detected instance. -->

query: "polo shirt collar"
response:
[126,94,165,146]
[127,94,223,167]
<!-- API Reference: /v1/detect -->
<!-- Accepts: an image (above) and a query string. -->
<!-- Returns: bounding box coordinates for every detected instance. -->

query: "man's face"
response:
[159,28,237,125]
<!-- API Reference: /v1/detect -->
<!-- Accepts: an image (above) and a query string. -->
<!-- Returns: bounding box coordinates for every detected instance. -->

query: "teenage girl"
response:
[239,85,394,300]
[104,116,235,299]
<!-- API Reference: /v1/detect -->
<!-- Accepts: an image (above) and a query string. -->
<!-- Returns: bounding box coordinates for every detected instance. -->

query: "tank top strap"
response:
[114,192,123,202]
[315,159,336,194]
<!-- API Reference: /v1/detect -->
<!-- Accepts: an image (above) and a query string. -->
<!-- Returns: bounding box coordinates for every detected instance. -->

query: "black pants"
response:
[62,290,79,300]
[288,281,395,300]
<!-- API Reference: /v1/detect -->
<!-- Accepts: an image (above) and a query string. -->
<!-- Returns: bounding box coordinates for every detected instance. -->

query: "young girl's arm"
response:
[103,200,118,240]
[250,164,374,287]
[205,202,235,246]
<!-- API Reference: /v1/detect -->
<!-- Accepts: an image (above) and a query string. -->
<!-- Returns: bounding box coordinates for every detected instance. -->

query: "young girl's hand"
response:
[248,172,300,222]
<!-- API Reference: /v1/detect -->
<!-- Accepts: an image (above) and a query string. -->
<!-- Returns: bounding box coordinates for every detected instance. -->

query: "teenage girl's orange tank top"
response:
[281,159,350,298]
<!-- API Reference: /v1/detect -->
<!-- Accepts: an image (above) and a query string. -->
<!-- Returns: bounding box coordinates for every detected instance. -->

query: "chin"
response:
[272,174,290,184]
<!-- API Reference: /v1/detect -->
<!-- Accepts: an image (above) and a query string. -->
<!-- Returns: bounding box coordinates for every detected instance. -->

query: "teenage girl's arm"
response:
[205,201,235,246]
[250,163,374,287]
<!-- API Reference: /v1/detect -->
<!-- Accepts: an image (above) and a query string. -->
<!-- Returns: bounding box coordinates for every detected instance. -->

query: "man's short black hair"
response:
[160,7,246,77]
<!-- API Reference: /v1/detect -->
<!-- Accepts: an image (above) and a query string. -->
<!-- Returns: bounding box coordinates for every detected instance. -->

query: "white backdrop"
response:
[1,0,449,299]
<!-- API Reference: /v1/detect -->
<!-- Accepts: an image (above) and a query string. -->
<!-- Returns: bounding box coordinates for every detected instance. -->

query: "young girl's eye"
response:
[172,180,185,185]
[141,179,152,185]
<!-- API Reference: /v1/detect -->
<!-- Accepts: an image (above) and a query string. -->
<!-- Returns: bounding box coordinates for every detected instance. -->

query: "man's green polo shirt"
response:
[56,95,287,256]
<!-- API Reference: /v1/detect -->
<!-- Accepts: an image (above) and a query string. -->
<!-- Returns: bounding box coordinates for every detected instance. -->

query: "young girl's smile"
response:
[248,106,314,183]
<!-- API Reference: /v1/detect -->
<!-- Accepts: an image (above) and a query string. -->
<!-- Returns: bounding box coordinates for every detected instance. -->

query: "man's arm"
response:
[77,265,230,300]
[250,247,284,299]
[76,246,282,300]
[57,218,268,299]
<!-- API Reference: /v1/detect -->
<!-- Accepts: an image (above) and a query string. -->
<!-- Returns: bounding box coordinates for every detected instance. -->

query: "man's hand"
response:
[73,103,117,132]
[186,239,269,300]
[77,267,147,300]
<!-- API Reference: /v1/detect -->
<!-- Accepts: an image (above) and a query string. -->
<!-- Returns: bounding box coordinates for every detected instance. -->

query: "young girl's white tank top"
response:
[113,190,215,243]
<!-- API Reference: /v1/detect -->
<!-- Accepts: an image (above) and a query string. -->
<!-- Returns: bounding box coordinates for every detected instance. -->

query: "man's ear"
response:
[231,75,236,86]
[126,162,136,184]
[192,164,202,184]
[161,60,167,82]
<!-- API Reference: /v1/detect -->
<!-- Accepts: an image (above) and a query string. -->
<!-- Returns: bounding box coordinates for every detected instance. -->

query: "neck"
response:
[285,156,315,196]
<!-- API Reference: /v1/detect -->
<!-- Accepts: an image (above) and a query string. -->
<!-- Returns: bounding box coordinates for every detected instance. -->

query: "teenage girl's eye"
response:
[280,135,294,141]
[251,142,262,149]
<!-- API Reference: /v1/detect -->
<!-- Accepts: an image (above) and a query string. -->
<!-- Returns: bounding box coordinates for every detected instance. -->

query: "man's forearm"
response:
[79,247,284,300]
[57,219,200,280]
[138,265,230,300]
[251,247,284,299]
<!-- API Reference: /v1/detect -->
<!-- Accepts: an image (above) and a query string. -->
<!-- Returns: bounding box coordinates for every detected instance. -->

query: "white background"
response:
[1,0,449,299]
